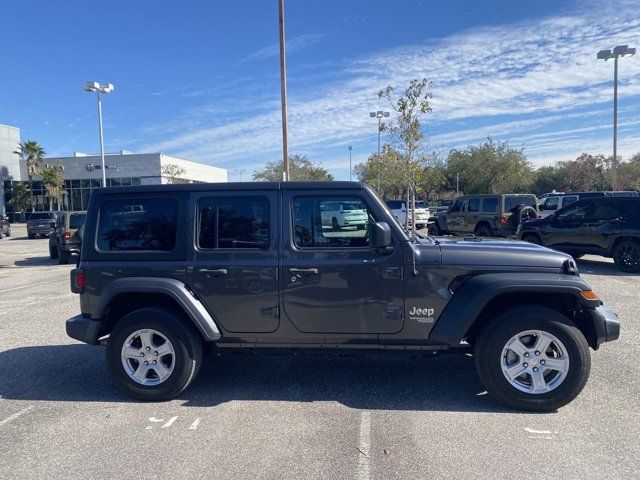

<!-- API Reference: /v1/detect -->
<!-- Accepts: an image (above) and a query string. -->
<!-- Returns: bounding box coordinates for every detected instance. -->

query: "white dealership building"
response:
[32,151,228,211]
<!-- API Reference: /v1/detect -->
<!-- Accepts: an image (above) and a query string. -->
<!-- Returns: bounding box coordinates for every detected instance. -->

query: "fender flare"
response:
[428,272,599,345]
[92,277,222,341]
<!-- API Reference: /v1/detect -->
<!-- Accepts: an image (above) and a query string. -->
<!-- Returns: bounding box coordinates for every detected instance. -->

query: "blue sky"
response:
[1,0,639,180]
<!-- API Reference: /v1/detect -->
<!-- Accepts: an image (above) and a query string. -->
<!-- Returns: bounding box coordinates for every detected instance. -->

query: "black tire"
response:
[49,243,58,259]
[522,233,542,245]
[28,233,35,239]
[474,306,591,411]
[5,228,10,237]
[474,223,493,237]
[58,247,70,264]
[427,222,440,236]
[0,229,3,240]
[106,307,203,401]
[613,240,640,273]
[331,217,340,231]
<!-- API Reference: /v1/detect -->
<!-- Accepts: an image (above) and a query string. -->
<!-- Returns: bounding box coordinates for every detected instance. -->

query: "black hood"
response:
[415,237,572,270]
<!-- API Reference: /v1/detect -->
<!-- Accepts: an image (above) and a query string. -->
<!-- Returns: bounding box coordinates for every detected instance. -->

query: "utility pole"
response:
[278,0,290,181]
[348,146,353,181]
[456,173,459,196]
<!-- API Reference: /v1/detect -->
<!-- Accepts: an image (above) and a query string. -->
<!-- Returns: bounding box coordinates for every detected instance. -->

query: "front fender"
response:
[429,272,599,345]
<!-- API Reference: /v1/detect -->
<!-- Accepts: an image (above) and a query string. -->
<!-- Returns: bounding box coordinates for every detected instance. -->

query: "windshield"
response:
[27,213,54,221]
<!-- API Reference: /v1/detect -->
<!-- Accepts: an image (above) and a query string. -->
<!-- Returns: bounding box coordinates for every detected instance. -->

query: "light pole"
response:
[369,110,389,192]
[84,81,114,187]
[348,146,353,181]
[597,45,636,190]
[278,0,290,181]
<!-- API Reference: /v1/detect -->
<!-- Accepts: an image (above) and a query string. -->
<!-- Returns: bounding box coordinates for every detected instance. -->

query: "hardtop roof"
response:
[92,181,366,194]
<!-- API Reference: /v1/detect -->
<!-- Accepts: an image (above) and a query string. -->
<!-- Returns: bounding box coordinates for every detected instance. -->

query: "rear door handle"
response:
[289,268,318,274]
[198,268,228,275]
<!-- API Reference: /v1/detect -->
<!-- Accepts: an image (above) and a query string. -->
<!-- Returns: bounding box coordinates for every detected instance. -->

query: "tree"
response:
[252,153,333,181]
[555,153,610,192]
[445,138,534,195]
[41,162,66,211]
[161,163,187,184]
[378,79,433,215]
[531,165,565,196]
[14,140,45,211]
[7,183,29,213]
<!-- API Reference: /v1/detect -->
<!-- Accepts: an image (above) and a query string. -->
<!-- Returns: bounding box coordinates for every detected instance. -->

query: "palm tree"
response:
[7,182,30,214]
[15,140,45,212]
[41,163,66,211]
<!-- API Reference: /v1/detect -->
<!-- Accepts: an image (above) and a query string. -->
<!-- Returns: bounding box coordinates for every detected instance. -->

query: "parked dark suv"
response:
[430,194,538,237]
[49,211,86,264]
[518,197,640,272]
[26,211,58,238]
[66,182,619,411]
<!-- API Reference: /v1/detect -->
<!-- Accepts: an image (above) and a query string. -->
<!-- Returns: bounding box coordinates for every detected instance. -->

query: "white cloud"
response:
[140,0,640,172]
[241,33,327,62]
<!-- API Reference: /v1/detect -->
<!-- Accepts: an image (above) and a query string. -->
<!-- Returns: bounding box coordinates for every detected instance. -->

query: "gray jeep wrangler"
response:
[66,182,619,411]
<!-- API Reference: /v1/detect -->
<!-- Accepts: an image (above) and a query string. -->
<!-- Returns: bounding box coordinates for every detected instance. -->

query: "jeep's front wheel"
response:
[475,306,590,411]
[106,307,203,401]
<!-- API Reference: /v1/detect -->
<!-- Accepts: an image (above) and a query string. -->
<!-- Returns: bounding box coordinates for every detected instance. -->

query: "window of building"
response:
[198,196,270,249]
[97,198,178,251]
[292,196,374,249]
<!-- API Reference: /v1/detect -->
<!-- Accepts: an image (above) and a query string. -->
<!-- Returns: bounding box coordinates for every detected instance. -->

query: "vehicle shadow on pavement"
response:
[12,256,58,267]
[0,345,523,413]
[576,258,635,277]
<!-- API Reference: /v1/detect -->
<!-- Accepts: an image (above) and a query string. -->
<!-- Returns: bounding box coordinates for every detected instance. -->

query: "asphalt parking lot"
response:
[1,224,639,479]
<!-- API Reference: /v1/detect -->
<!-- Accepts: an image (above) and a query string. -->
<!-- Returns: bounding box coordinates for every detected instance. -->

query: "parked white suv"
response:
[386,200,430,228]
[321,200,368,230]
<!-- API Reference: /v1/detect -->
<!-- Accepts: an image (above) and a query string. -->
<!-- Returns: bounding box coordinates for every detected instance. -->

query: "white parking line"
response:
[0,405,34,427]
[0,279,64,294]
[357,411,371,480]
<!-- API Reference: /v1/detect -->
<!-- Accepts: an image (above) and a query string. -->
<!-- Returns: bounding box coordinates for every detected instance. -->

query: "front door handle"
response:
[198,268,228,275]
[289,267,318,274]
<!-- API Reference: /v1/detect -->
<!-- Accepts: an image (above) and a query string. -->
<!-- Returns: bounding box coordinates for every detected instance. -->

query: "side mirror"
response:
[371,222,392,249]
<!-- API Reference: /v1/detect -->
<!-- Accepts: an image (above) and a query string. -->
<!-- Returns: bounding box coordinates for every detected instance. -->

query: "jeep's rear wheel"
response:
[474,223,492,237]
[58,247,70,264]
[475,306,590,411]
[613,240,640,273]
[49,243,58,259]
[106,307,203,401]
[522,233,542,245]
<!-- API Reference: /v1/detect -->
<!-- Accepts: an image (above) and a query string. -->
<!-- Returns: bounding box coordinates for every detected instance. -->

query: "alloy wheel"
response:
[501,329,570,394]
[121,329,176,386]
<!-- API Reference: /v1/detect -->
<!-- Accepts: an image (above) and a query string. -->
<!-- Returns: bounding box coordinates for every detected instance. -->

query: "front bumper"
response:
[587,305,620,347]
[66,314,102,345]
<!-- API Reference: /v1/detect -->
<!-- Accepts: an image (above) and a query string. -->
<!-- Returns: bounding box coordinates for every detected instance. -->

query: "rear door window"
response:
[467,198,480,213]
[481,197,499,212]
[562,196,578,207]
[97,198,178,251]
[197,196,270,249]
